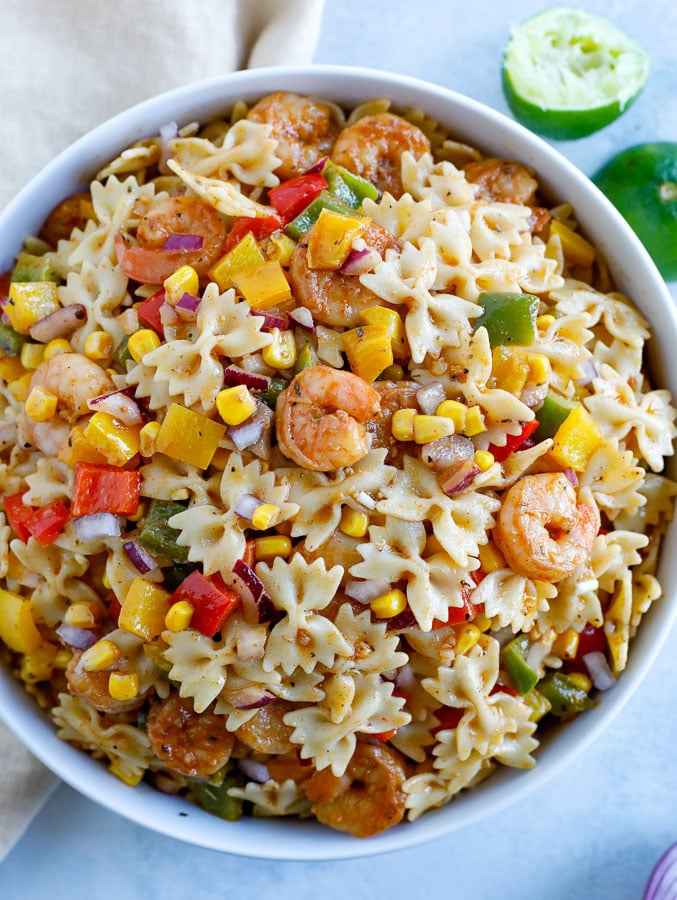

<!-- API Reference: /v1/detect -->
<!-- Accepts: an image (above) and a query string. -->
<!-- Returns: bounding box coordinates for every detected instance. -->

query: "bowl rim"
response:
[1,63,676,860]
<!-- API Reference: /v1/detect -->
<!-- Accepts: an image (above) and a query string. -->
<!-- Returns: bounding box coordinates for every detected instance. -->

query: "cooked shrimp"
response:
[276,366,381,471]
[19,353,114,455]
[493,473,600,582]
[247,91,340,179]
[39,192,93,246]
[234,698,295,755]
[115,195,227,284]
[146,693,234,778]
[288,221,398,328]
[367,380,420,457]
[66,649,147,715]
[464,158,550,232]
[305,742,407,838]
[332,113,431,198]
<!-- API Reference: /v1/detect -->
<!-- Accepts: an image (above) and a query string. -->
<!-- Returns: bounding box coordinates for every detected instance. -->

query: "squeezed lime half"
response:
[594,143,677,281]
[502,7,650,140]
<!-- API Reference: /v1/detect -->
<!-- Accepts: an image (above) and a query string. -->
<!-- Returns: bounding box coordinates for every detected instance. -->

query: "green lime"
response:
[502,7,650,140]
[593,143,677,281]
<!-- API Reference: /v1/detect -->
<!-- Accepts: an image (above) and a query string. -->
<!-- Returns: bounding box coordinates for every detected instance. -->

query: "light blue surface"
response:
[2,2,677,898]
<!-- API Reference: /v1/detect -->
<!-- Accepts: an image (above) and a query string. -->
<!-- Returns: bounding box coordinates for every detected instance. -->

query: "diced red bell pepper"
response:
[137,289,166,338]
[432,589,483,628]
[71,462,141,517]
[573,623,608,665]
[488,419,540,463]
[224,216,283,254]
[4,491,35,542]
[0,271,11,308]
[3,492,69,546]
[373,728,398,742]
[169,570,241,638]
[107,594,122,624]
[490,680,519,697]
[433,706,464,734]
[268,174,328,221]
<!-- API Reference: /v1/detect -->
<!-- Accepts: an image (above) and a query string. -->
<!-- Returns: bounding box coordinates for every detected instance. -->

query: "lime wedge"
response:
[502,7,650,140]
[593,143,677,281]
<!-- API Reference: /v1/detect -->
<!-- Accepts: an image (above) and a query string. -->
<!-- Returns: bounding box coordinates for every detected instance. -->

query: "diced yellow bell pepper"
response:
[0,356,26,383]
[6,282,60,334]
[477,541,505,574]
[306,209,371,270]
[341,324,393,383]
[58,425,108,466]
[490,346,530,395]
[207,232,265,291]
[0,588,43,653]
[266,233,297,266]
[232,260,292,311]
[464,406,487,437]
[359,306,408,360]
[8,372,33,403]
[549,404,604,471]
[155,403,226,469]
[109,760,143,787]
[118,577,172,642]
[20,342,45,370]
[550,220,595,268]
[20,642,58,683]
[552,628,580,660]
[84,412,141,467]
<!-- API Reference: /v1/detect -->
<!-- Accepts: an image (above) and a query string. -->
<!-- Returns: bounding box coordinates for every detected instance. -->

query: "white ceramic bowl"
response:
[1,65,676,861]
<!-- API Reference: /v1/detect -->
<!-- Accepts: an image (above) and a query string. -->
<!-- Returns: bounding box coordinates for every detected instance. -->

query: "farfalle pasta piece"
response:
[162,623,240,712]
[167,159,275,218]
[23,457,73,506]
[59,260,130,353]
[228,779,311,818]
[551,281,650,348]
[139,456,221,505]
[472,570,556,633]
[401,152,476,209]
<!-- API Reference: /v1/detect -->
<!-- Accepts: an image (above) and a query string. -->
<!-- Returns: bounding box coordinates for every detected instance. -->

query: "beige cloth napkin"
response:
[0,0,325,861]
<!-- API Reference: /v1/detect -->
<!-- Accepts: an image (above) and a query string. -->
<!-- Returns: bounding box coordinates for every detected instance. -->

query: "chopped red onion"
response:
[236,624,267,661]
[222,366,271,392]
[158,121,179,175]
[339,246,376,276]
[416,382,446,415]
[562,467,579,488]
[228,416,265,451]
[644,841,677,900]
[289,307,315,331]
[159,301,179,327]
[74,512,121,542]
[583,651,617,691]
[28,304,87,342]
[123,540,157,574]
[305,156,329,175]
[162,234,203,252]
[175,292,201,322]
[345,578,391,604]
[227,686,275,710]
[238,758,271,783]
[55,623,98,650]
[421,434,474,472]
[440,461,480,496]
[253,311,288,331]
[578,357,600,386]
[88,389,143,426]
[395,664,416,695]
[231,558,276,624]
[385,608,418,631]
[233,493,261,521]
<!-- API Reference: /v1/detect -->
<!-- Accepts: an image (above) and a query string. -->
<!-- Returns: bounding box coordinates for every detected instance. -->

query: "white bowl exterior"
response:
[1,65,676,860]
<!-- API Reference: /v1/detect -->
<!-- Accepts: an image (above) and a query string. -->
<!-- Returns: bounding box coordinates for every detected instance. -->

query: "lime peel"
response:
[502,7,650,140]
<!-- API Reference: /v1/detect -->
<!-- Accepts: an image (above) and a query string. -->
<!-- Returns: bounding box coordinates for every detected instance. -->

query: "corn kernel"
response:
[8,373,33,402]
[84,330,115,360]
[20,643,58,684]
[125,499,148,524]
[216,384,257,426]
[251,503,282,530]
[80,639,121,672]
[455,623,481,655]
[43,338,71,360]
[380,364,405,381]
[464,405,486,436]
[474,450,495,472]
[474,612,492,633]
[54,648,73,669]
[567,672,592,693]
[254,535,292,562]
[527,353,551,385]
[436,399,466,432]
[128,329,162,363]
[391,408,417,442]
[262,328,297,369]
[165,600,194,632]
[20,342,45,370]
[84,411,141,467]
[109,760,143,787]
[164,265,199,304]
[0,356,26,383]
[477,542,505,574]
[108,672,140,701]
[413,414,454,444]
[339,507,370,538]
[552,628,580,660]
[64,601,102,629]
[370,589,407,619]
[24,386,58,422]
[139,421,161,457]
[537,314,556,330]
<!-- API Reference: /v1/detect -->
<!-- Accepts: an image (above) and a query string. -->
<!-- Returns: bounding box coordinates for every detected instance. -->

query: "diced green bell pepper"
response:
[294,341,318,374]
[114,335,133,367]
[534,391,579,441]
[10,252,59,284]
[501,634,539,695]
[285,191,359,241]
[259,376,287,409]
[193,770,243,821]
[0,321,26,356]
[475,291,539,347]
[538,672,594,717]
[323,162,380,209]
[138,499,189,563]
[522,688,552,722]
